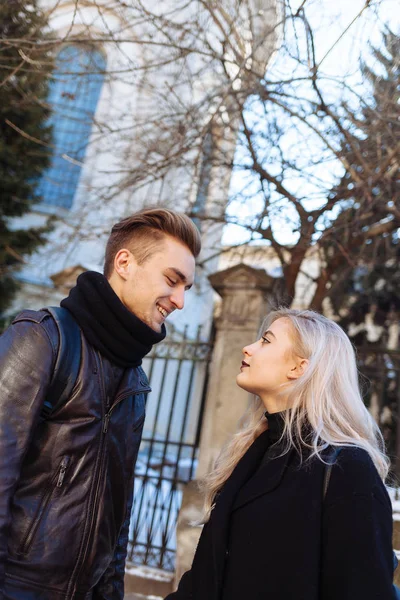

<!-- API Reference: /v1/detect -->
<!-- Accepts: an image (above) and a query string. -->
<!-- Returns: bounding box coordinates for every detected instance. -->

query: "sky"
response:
[221,0,399,246]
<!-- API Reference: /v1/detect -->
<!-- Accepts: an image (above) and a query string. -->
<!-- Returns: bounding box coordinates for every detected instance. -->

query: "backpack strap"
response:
[41,307,81,420]
[322,447,343,501]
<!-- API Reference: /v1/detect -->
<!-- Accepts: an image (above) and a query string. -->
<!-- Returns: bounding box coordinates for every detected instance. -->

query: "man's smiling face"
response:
[110,234,195,332]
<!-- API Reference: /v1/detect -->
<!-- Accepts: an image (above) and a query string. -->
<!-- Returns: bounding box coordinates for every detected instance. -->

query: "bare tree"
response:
[2,0,398,331]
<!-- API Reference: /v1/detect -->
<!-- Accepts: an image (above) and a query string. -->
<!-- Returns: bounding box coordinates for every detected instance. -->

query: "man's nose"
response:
[170,288,185,310]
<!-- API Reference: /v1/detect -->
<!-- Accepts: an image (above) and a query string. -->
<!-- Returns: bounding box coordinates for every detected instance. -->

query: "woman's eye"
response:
[261,337,270,344]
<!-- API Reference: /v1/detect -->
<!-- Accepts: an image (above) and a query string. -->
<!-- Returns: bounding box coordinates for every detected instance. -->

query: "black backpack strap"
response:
[322,447,343,501]
[41,307,81,420]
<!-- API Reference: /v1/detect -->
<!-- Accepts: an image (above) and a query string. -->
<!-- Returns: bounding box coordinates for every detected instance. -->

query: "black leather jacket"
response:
[0,310,150,599]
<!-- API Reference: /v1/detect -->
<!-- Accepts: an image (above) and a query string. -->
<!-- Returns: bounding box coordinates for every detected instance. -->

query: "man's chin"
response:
[148,319,163,333]
[127,306,163,332]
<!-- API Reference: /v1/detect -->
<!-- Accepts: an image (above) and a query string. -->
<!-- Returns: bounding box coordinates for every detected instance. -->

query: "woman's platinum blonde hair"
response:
[201,308,389,520]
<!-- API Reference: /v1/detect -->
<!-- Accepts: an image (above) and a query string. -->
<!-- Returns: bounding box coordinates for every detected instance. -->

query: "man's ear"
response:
[114,249,134,281]
[287,358,309,380]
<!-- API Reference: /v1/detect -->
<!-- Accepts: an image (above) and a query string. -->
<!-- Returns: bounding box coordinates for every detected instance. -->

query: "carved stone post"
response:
[196,263,277,477]
[174,263,278,584]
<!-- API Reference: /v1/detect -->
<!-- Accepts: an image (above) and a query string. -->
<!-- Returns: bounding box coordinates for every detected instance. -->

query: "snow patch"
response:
[125,564,174,583]
[387,488,400,529]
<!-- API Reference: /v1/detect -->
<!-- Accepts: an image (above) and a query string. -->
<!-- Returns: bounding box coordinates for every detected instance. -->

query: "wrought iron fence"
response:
[127,325,213,571]
[356,347,400,480]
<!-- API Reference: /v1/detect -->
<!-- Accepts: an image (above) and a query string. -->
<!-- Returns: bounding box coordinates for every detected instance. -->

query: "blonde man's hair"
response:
[104,207,201,278]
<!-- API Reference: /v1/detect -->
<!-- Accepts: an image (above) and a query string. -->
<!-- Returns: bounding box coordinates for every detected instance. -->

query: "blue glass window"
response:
[36,45,106,209]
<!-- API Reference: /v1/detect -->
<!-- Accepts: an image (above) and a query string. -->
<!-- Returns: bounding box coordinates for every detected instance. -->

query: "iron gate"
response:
[357,347,400,480]
[127,325,213,571]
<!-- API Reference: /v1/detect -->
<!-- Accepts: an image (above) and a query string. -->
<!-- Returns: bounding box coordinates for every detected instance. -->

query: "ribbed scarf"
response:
[61,271,166,367]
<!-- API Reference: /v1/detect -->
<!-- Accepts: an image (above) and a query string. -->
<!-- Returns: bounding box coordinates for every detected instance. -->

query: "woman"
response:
[166,309,397,600]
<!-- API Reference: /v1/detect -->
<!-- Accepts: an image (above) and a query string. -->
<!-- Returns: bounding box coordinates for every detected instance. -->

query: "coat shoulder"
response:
[326,446,390,510]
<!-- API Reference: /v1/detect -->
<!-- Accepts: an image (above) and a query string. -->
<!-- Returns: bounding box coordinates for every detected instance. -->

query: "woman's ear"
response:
[287,358,309,380]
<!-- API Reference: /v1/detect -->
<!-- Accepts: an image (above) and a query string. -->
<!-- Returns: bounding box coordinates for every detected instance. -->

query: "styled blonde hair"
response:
[201,308,389,520]
[104,207,201,278]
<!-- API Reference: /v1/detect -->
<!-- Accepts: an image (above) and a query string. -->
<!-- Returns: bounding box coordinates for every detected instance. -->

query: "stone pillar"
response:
[196,263,277,477]
[174,263,278,584]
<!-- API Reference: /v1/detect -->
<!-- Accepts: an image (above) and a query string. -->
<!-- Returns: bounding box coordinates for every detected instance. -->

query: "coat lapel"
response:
[114,365,151,398]
[203,430,295,600]
[231,448,292,511]
[207,430,271,595]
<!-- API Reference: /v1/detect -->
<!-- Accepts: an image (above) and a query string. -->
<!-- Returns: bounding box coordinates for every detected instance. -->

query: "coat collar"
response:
[115,365,151,399]
[231,447,292,510]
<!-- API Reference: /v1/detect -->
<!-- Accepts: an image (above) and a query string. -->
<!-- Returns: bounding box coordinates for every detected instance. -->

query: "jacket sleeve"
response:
[0,318,55,592]
[321,485,396,599]
[92,486,134,600]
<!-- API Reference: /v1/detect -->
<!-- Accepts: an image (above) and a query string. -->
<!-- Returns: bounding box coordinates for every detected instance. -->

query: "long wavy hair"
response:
[201,308,389,520]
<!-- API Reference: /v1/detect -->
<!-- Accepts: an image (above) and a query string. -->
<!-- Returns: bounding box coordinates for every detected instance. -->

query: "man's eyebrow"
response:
[168,267,193,290]
[263,329,276,339]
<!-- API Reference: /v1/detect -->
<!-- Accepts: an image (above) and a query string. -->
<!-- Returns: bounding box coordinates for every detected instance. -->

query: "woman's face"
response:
[236,317,303,406]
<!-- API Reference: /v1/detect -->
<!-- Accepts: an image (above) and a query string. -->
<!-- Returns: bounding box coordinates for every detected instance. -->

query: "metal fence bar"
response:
[160,326,203,564]
[128,330,213,571]
[129,354,171,564]
[146,328,188,568]
[356,347,400,481]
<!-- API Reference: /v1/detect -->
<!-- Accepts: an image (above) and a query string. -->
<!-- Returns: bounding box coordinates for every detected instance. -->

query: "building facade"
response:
[7,0,283,581]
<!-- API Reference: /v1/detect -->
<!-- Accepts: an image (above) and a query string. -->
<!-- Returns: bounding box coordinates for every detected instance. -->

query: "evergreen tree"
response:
[326,30,400,349]
[0,0,54,318]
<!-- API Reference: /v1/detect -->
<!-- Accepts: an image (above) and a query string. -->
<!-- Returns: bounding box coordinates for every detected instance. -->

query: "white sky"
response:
[222,0,399,246]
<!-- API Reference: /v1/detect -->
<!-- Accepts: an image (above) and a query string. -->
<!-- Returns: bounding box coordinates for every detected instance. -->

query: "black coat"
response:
[167,424,396,600]
[0,310,150,599]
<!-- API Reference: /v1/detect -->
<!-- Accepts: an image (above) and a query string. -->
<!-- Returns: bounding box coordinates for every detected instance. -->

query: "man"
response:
[0,208,200,599]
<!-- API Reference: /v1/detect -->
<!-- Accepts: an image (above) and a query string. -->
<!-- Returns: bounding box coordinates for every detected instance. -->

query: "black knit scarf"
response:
[60,271,166,367]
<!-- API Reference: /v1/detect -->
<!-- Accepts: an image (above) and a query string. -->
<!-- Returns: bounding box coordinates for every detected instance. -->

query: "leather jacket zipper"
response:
[103,387,150,433]
[18,456,70,556]
[68,352,107,596]
[68,354,149,596]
